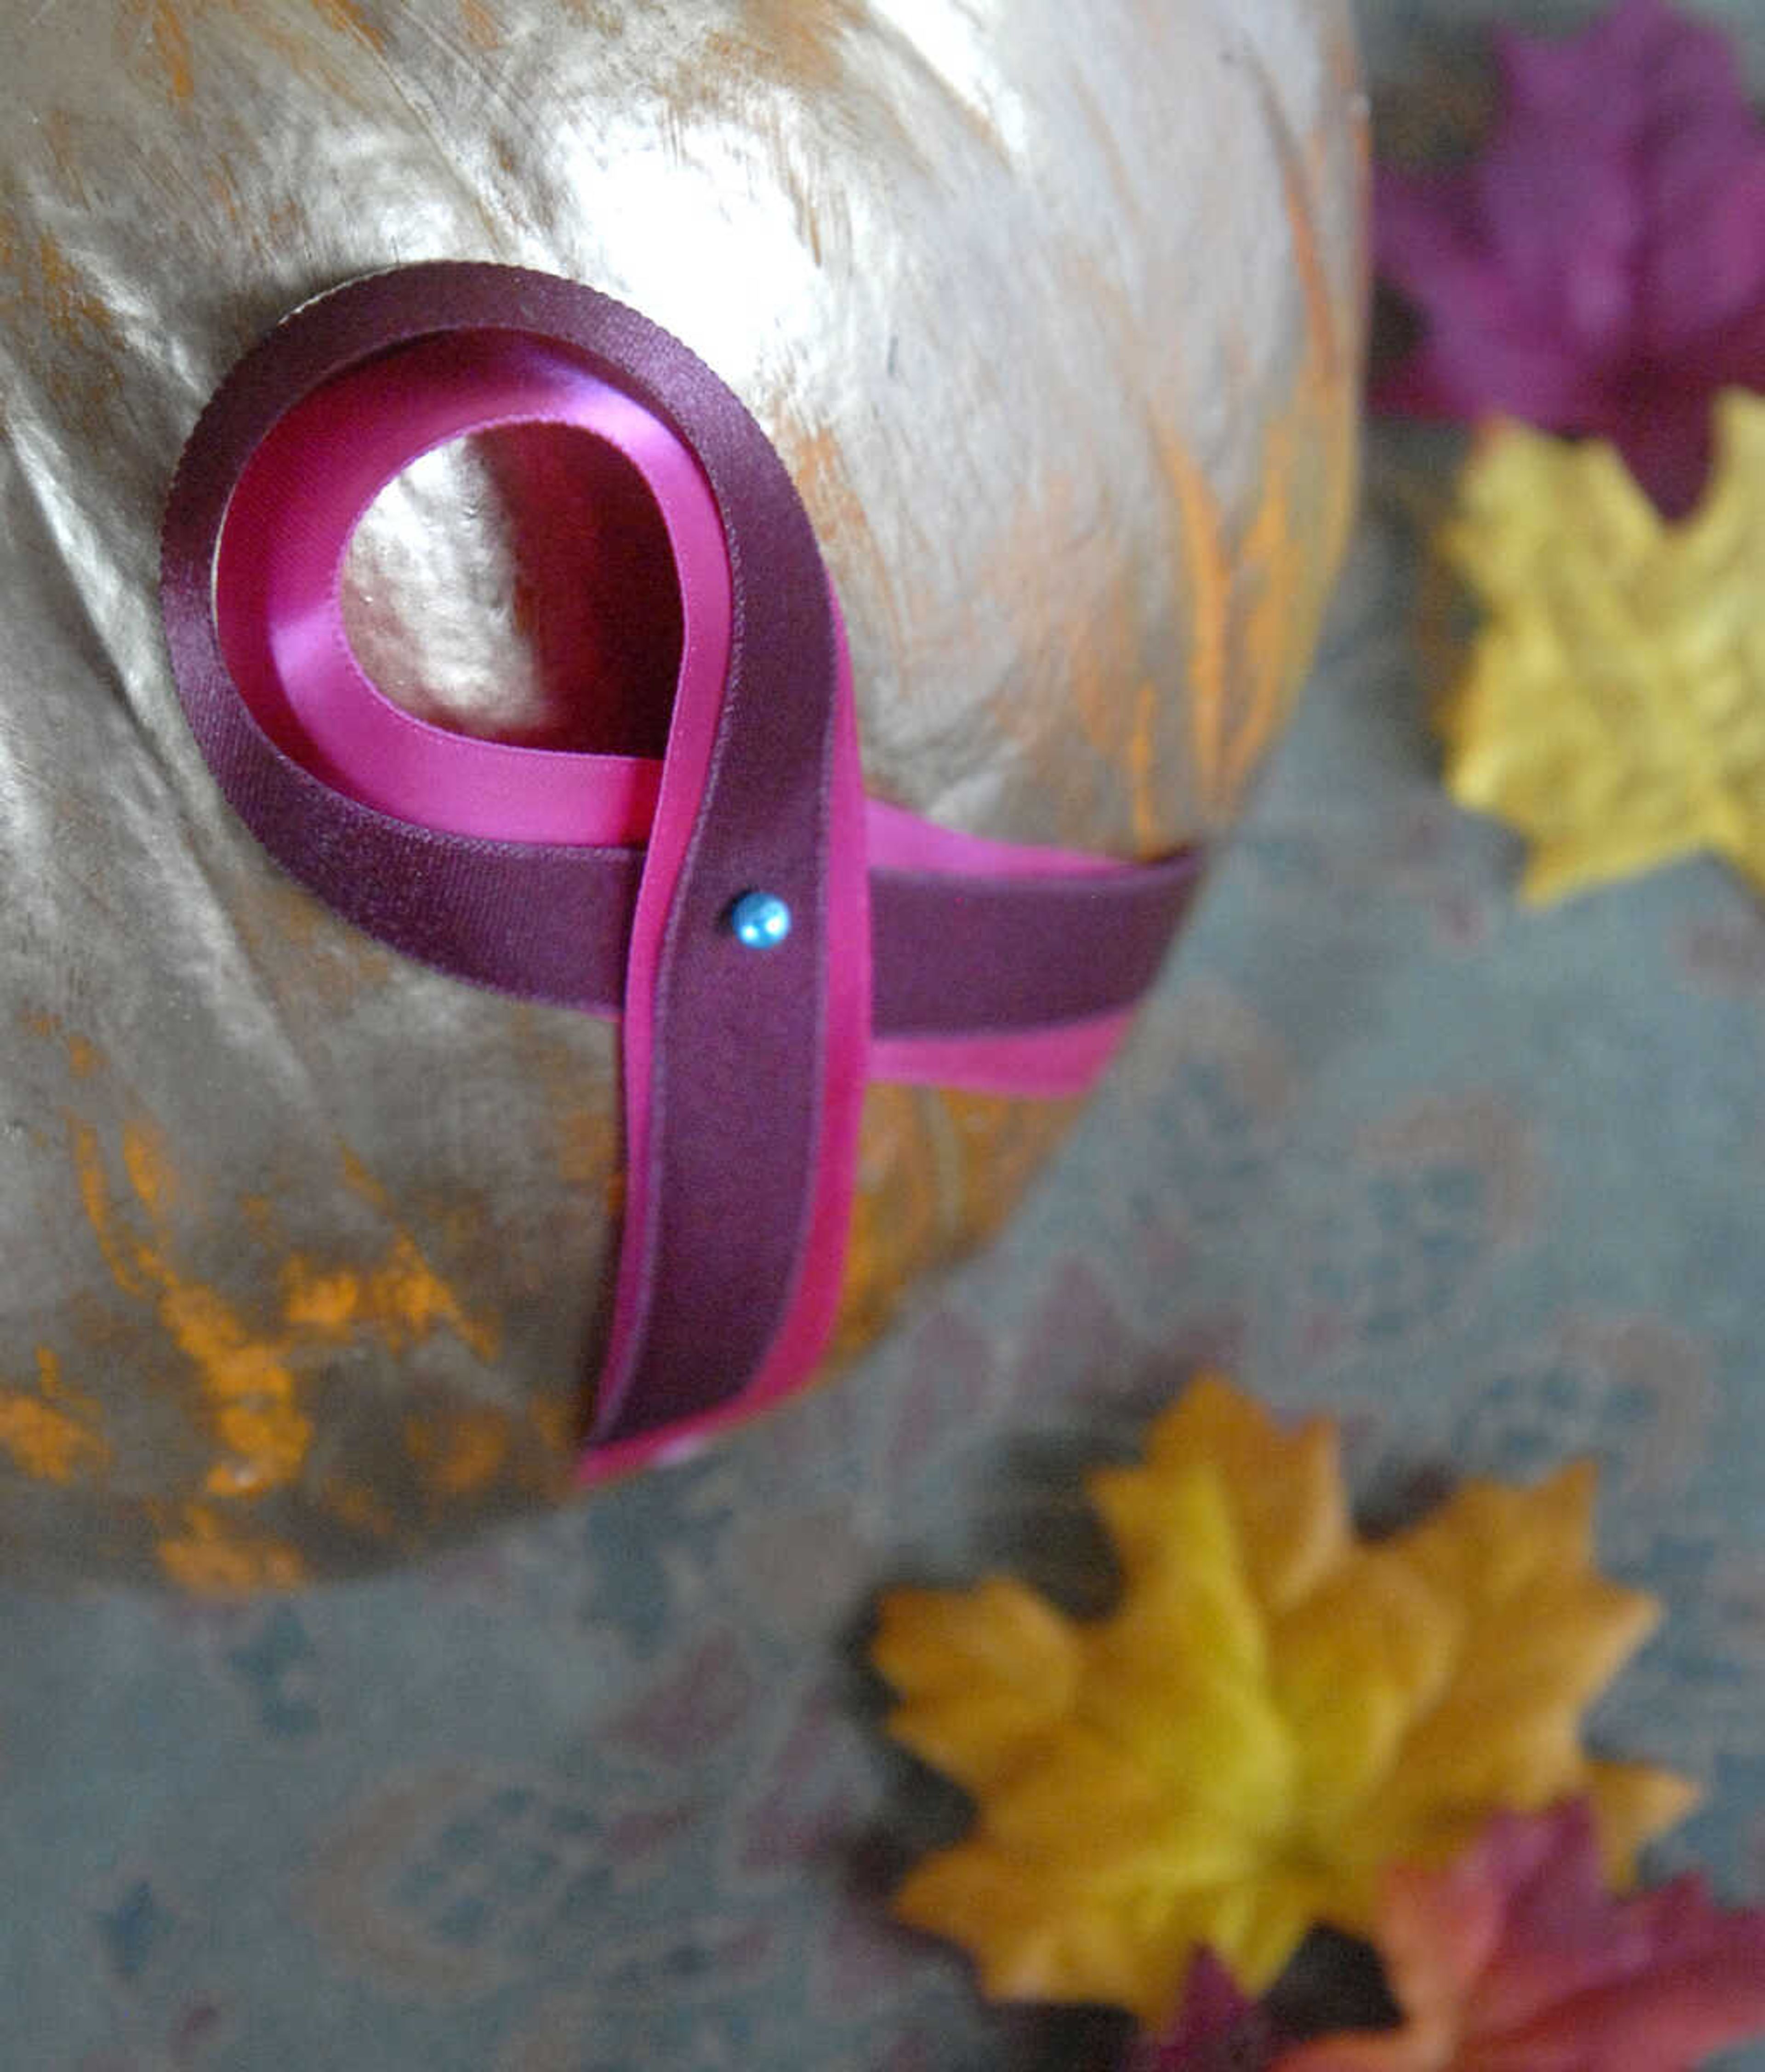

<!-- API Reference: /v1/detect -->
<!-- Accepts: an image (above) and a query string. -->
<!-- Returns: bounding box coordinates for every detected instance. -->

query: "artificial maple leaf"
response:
[1275,1801,1765,2072]
[1376,0,1765,517]
[1122,1950,1284,2072]
[1436,392,1765,905]
[870,1377,1696,2028]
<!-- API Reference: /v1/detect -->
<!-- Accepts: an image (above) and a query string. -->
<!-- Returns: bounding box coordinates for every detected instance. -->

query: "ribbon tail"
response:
[584,586,869,1477]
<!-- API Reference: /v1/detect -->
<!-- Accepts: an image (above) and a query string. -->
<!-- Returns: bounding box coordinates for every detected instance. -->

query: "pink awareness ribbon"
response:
[160,265,1202,1478]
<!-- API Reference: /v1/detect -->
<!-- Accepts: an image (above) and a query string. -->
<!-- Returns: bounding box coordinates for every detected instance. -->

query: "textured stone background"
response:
[5,3,1765,2067]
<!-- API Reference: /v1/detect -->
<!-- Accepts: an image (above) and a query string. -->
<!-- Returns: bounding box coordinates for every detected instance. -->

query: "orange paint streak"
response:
[307,0,385,49]
[1225,421,1304,800]
[1240,47,1361,569]
[1127,674,1162,855]
[1269,75,1364,589]
[557,1106,619,1192]
[41,111,92,206]
[324,1477,399,1539]
[370,1237,498,1361]
[71,1121,148,1299]
[405,1407,512,1497]
[148,0,197,102]
[1152,420,1233,807]
[0,213,125,423]
[970,451,1184,848]
[526,1392,580,1463]
[504,1010,623,1200]
[834,1083,1076,1361]
[33,232,103,346]
[1146,72,1362,823]
[25,1012,104,1082]
[284,1239,499,1363]
[156,1298,307,1497]
[730,0,862,94]
[30,1023,504,1557]
[1260,83,1343,408]
[1212,76,1362,808]
[833,1084,940,1358]
[1060,573,1134,768]
[73,1118,312,1498]
[459,0,502,47]
[1323,3,1361,100]
[0,1350,110,1485]
[205,156,244,229]
[121,1119,176,1215]
[280,1264,362,1335]
[156,1504,306,1593]
[70,1110,498,1505]
[17,231,119,356]
[774,415,905,669]
[128,0,385,106]
[339,1146,392,1214]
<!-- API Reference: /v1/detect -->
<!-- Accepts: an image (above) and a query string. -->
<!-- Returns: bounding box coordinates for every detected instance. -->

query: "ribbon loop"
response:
[161,264,1200,1476]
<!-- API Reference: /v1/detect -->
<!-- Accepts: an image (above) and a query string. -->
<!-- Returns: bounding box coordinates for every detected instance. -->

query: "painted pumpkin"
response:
[0,0,1366,1586]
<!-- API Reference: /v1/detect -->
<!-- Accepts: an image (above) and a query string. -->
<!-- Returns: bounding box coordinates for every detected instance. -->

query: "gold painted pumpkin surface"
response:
[0,0,1365,1584]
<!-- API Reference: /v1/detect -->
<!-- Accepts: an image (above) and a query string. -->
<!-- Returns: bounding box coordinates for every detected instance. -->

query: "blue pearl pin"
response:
[729,889,793,950]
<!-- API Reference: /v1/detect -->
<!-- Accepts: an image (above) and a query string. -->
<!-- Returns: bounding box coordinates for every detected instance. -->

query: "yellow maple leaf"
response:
[1437,391,1765,905]
[870,1376,1696,2027]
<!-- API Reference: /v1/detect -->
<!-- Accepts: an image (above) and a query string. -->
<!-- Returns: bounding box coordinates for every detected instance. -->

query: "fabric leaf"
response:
[1275,1802,1765,2072]
[870,1376,1695,2027]
[1436,393,1765,906]
[1124,1949,1286,2072]
[1376,0,1765,517]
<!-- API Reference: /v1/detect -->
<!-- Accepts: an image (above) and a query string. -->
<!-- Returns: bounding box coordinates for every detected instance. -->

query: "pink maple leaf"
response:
[1375,0,1765,516]
[1275,1802,1765,2072]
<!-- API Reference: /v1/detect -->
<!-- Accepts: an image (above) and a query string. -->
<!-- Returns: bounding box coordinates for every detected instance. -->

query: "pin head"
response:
[729,889,793,949]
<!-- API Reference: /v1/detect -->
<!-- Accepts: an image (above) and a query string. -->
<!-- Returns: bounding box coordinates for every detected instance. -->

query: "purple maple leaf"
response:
[1375,0,1765,516]
[1121,1951,1286,2072]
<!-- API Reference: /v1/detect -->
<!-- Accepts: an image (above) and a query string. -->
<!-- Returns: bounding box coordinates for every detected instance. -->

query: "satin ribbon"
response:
[160,264,1201,1477]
